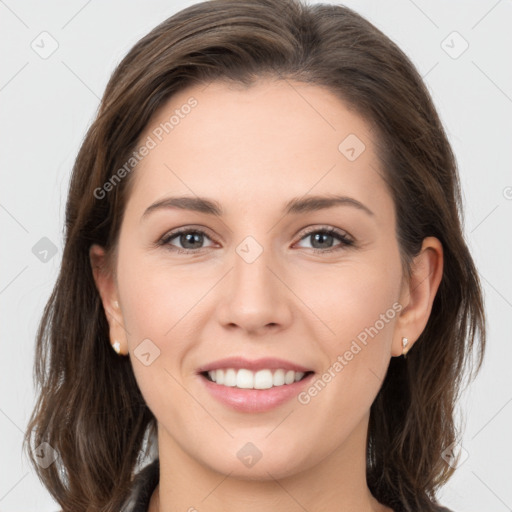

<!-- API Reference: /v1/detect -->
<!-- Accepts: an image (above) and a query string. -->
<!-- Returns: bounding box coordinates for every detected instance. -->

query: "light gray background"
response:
[1,0,511,510]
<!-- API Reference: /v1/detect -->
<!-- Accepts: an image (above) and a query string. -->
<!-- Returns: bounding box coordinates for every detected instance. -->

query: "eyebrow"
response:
[141,194,374,220]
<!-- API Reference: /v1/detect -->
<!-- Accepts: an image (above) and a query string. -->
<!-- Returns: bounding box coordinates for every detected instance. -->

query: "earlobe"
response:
[393,237,444,357]
[89,244,128,355]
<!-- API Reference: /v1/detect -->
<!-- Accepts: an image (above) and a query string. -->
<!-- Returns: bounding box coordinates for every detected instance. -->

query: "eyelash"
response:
[157,226,354,255]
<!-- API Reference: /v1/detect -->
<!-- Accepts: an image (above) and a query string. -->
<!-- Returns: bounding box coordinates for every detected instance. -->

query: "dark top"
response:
[120,458,160,512]
[120,458,454,512]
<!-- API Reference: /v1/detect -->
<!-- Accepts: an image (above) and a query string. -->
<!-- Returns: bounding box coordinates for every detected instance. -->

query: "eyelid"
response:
[297,225,353,243]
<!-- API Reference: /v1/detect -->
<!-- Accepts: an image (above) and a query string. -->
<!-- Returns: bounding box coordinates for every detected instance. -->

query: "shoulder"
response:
[120,458,160,512]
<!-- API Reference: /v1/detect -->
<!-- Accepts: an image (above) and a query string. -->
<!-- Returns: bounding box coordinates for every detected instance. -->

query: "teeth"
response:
[206,368,307,389]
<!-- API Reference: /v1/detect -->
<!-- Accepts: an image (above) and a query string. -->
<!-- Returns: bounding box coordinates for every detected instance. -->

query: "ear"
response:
[89,244,128,355]
[392,236,444,357]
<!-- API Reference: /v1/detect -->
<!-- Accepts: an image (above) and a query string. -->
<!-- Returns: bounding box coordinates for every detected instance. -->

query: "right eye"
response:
[158,228,217,254]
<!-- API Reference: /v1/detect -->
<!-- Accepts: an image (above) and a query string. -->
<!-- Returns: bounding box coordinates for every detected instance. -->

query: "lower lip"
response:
[199,372,315,413]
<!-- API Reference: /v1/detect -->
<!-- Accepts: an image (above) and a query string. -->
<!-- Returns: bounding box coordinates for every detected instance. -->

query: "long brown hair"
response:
[23,1,486,511]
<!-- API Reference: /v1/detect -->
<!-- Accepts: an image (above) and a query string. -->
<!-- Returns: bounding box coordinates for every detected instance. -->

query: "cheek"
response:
[335,270,399,345]
[295,258,402,404]
[115,247,210,406]
[116,253,193,422]
[116,248,192,339]
[297,256,401,347]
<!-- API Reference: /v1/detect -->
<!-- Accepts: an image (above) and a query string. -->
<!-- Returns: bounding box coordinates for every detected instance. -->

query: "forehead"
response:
[126,78,391,221]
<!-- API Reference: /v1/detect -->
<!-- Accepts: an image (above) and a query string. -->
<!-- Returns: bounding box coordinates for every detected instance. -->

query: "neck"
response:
[149,414,392,512]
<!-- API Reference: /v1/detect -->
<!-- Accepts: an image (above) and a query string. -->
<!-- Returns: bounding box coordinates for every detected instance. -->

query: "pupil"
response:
[312,232,332,249]
[182,232,202,249]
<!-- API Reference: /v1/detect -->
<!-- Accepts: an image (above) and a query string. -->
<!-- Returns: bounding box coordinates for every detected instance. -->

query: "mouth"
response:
[196,356,316,412]
[198,368,316,413]
[200,368,315,390]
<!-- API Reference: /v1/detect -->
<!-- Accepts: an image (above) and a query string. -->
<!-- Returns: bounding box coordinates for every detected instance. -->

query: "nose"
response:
[215,239,293,336]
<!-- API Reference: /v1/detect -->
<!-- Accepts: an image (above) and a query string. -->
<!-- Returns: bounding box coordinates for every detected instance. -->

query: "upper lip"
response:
[197,356,314,374]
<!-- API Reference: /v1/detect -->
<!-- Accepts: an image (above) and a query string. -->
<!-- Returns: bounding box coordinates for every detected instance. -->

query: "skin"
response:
[90,78,443,512]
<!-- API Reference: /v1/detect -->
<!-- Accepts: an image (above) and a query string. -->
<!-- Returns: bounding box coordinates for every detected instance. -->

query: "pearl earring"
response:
[402,337,409,358]
[112,340,121,354]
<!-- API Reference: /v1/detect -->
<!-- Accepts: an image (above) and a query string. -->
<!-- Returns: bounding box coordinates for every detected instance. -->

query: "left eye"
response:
[158,227,353,254]
[295,227,354,252]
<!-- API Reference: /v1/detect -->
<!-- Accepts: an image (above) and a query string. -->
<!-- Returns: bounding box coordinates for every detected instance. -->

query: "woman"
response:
[24,1,486,511]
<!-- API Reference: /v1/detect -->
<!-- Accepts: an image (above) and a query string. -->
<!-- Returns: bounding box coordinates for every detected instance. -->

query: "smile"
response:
[203,368,313,389]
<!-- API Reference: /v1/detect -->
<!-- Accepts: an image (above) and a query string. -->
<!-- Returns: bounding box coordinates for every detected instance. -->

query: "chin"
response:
[198,441,313,481]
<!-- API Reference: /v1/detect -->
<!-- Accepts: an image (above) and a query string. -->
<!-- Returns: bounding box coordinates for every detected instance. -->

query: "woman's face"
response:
[95,79,410,479]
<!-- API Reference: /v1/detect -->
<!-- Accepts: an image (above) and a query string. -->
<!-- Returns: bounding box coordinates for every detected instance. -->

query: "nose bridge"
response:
[232,233,278,305]
[216,232,291,332]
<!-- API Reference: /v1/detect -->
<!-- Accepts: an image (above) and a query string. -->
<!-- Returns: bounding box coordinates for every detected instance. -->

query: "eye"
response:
[295,226,354,253]
[158,228,216,254]
[157,225,354,255]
